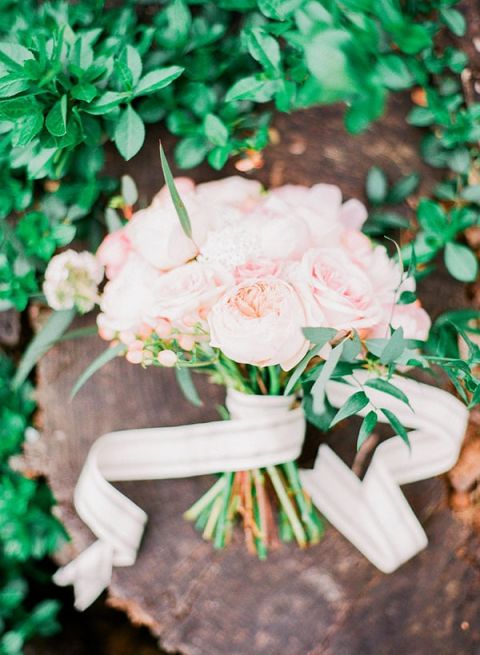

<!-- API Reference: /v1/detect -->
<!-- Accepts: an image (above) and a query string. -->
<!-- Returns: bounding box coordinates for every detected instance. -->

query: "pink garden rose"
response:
[97,231,131,279]
[146,261,233,329]
[234,258,283,283]
[292,248,383,332]
[97,254,160,334]
[268,183,367,243]
[208,278,309,370]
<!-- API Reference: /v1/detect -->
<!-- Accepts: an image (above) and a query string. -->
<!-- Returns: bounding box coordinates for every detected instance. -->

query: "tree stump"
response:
[27,91,480,654]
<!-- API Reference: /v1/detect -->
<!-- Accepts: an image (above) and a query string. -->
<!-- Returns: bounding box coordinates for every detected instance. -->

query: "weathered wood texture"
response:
[29,87,480,652]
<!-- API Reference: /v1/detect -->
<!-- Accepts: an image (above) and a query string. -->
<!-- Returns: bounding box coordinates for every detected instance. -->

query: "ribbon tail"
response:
[301,374,468,573]
[53,540,114,610]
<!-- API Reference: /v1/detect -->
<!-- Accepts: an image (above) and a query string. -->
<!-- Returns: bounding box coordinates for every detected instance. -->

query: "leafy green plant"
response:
[0,355,67,654]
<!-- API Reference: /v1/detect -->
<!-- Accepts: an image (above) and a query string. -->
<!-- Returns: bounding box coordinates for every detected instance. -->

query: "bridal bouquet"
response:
[44,166,431,557]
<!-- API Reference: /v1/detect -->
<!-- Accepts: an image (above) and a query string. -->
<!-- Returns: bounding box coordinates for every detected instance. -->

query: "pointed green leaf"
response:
[159,142,192,238]
[357,410,378,450]
[444,242,478,282]
[380,327,406,364]
[134,66,184,97]
[71,343,125,399]
[176,367,202,407]
[45,95,67,137]
[311,341,344,414]
[114,105,145,160]
[13,309,76,389]
[365,378,411,407]
[330,391,369,427]
[381,407,411,447]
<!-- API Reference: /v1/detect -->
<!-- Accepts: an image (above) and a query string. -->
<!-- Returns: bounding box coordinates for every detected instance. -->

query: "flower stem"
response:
[266,465,307,547]
[184,475,225,521]
[281,462,322,543]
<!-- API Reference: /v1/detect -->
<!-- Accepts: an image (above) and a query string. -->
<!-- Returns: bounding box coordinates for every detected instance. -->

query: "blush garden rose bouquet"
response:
[44,159,431,557]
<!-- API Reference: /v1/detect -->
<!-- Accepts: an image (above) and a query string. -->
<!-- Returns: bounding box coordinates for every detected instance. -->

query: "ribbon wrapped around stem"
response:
[54,373,468,610]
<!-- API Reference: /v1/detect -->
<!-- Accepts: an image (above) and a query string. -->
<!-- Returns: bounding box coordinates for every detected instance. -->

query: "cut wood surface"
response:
[28,90,480,655]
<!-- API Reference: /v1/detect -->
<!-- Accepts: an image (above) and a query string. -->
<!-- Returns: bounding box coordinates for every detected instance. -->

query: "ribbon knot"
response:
[54,374,468,610]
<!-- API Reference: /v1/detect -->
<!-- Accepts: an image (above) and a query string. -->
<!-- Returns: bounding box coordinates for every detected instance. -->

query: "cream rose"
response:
[146,261,233,328]
[126,197,208,271]
[195,176,263,213]
[97,254,160,334]
[292,248,383,331]
[208,278,308,370]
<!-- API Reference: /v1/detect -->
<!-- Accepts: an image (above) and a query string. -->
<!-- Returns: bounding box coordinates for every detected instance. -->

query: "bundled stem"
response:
[184,462,323,557]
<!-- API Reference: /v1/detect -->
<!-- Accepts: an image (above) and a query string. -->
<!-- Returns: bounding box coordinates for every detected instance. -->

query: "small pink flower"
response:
[126,340,144,364]
[97,231,131,279]
[155,319,172,339]
[157,350,178,367]
[178,334,196,351]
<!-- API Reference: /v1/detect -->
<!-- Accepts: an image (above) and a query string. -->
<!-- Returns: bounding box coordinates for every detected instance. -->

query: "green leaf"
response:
[0,41,33,70]
[311,341,344,414]
[460,185,480,203]
[417,199,447,234]
[304,29,356,102]
[71,343,125,399]
[160,142,192,238]
[84,91,128,114]
[285,342,327,396]
[45,95,67,137]
[134,66,184,97]
[11,113,43,147]
[366,166,387,204]
[119,45,143,87]
[114,105,145,160]
[357,411,378,450]
[380,327,406,365]
[204,113,228,147]
[330,391,369,427]
[105,208,123,233]
[444,242,478,282]
[302,327,337,344]
[376,54,413,90]
[174,135,208,168]
[364,378,411,407]
[440,8,466,36]
[175,367,202,407]
[13,309,76,389]
[381,407,410,447]
[225,76,270,102]
[246,28,281,74]
[71,37,94,70]
[386,173,420,204]
[121,175,138,205]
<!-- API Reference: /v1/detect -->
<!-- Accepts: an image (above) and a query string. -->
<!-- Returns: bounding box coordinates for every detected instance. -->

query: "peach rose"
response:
[292,248,383,331]
[97,254,160,334]
[208,278,308,370]
[97,230,131,279]
[146,261,233,328]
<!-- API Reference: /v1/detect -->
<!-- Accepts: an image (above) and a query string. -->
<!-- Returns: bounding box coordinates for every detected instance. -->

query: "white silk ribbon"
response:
[53,374,468,610]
